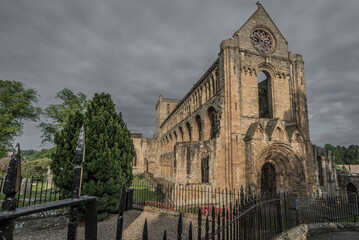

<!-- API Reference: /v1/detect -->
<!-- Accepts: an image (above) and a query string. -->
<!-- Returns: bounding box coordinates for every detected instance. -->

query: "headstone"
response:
[20,178,32,195]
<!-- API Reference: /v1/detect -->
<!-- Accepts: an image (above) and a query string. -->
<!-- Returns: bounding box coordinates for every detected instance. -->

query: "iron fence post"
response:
[67,126,85,240]
[142,219,148,240]
[188,222,193,240]
[277,194,283,233]
[198,209,202,240]
[211,205,215,240]
[116,183,127,240]
[354,193,358,223]
[205,216,209,240]
[295,199,300,225]
[178,213,182,240]
[85,199,98,240]
[0,144,21,240]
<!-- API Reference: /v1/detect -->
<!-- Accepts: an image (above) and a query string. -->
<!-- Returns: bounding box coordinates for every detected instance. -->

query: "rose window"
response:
[251,29,274,53]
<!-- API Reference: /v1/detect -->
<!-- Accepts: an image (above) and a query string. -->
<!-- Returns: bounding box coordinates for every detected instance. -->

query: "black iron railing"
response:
[131,180,244,213]
[120,180,359,240]
[0,177,60,209]
[0,127,98,240]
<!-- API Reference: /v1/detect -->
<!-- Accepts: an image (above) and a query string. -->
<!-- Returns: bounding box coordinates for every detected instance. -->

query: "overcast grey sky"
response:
[1,0,358,150]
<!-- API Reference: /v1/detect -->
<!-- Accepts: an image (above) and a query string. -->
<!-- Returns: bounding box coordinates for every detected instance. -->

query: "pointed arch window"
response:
[201,156,209,183]
[196,115,202,141]
[258,71,273,118]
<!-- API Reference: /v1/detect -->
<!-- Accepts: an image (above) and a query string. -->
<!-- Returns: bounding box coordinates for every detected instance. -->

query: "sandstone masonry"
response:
[131,3,338,196]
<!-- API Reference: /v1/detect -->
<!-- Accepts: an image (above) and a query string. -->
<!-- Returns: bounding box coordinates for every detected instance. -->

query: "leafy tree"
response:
[22,149,37,160]
[26,148,56,161]
[22,158,51,179]
[39,88,88,144]
[0,80,40,157]
[51,93,135,221]
[324,143,359,165]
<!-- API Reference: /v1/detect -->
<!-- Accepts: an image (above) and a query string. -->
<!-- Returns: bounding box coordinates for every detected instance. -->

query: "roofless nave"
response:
[131,3,339,196]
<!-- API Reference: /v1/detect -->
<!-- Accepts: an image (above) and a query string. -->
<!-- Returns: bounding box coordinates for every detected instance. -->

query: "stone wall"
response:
[312,145,339,195]
[14,209,69,235]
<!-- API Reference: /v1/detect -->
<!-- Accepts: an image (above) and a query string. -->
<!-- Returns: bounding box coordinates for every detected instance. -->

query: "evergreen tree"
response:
[82,93,134,220]
[51,93,135,221]
[51,111,84,198]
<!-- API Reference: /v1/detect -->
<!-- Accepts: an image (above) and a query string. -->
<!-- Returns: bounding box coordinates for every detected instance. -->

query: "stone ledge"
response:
[274,222,359,240]
[307,222,359,237]
[274,224,308,240]
[14,209,69,235]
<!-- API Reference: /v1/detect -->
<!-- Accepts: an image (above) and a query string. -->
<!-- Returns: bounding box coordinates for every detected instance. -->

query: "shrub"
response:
[135,173,145,179]
[22,158,51,179]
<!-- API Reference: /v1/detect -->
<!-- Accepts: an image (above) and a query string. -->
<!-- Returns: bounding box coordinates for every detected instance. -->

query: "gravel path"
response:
[14,209,203,240]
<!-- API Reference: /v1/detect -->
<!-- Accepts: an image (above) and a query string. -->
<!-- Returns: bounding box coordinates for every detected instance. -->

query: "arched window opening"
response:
[212,76,216,96]
[318,156,324,187]
[179,127,184,141]
[209,110,216,139]
[186,122,192,141]
[258,71,272,118]
[201,156,209,183]
[166,103,170,115]
[187,147,191,175]
[144,158,148,172]
[195,115,202,141]
[174,131,178,142]
[132,154,137,166]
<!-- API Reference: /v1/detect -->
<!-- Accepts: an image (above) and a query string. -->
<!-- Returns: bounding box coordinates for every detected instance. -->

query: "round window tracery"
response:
[251,28,274,54]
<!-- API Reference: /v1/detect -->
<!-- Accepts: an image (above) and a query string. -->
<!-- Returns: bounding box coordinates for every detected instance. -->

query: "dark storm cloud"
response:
[1,0,357,149]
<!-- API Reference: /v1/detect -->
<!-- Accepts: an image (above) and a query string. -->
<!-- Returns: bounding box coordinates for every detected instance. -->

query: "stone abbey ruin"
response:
[131,3,340,196]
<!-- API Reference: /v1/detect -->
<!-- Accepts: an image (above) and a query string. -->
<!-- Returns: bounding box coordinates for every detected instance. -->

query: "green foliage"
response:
[39,88,89,144]
[51,93,135,221]
[336,165,349,174]
[0,80,40,157]
[22,149,37,160]
[134,173,145,179]
[82,93,135,220]
[0,157,10,177]
[22,158,51,179]
[51,111,84,199]
[325,144,359,165]
[24,148,56,161]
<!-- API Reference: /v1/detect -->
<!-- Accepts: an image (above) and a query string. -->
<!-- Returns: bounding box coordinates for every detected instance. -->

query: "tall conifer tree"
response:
[51,111,84,198]
[51,93,135,221]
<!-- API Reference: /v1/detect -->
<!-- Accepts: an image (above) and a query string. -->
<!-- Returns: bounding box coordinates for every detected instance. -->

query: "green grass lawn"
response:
[0,186,60,210]
[131,179,163,204]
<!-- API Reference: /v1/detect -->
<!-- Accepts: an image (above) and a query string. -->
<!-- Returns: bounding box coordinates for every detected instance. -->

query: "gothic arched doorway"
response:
[261,162,276,193]
[347,182,358,204]
[347,182,357,193]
